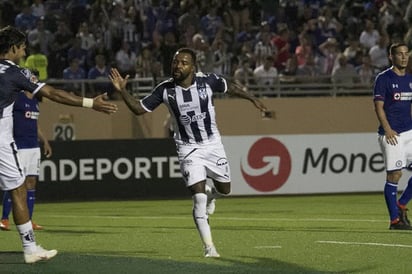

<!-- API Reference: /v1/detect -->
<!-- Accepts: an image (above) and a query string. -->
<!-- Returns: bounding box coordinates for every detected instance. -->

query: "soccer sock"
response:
[192,193,213,247]
[384,181,399,222]
[398,176,412,207]
[16,221,36,252]
[27,190,35,220]
[2,191,12,220]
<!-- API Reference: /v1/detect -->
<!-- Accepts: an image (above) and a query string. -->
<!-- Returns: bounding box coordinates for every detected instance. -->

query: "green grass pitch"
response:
[0,194,410,274]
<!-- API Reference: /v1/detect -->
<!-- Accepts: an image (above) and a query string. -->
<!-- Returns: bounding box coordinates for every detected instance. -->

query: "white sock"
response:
[192,193,213,247]
[16,221,36,252]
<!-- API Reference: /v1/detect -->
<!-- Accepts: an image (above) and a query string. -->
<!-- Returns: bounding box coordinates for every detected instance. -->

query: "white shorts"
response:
[17,147,40,177]
[0,142,25,191]
[378,129,412,171]
[177,141,231,187]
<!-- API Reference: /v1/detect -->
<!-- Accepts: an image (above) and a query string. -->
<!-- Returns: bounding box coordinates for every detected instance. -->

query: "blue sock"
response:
[27,190,35,219]
[398,177,412,206]
[384,181,399,221]
[2,191,12,220]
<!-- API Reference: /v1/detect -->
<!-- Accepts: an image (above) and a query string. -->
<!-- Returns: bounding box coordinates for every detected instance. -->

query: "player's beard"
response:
[173,69,189,83]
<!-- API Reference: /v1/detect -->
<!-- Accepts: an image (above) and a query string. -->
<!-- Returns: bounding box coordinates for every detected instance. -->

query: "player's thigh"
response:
[17,148,40,176]
[379,134,405,171]
[204,144,231,183]
[177,146,207,187]
[0,143,25,191]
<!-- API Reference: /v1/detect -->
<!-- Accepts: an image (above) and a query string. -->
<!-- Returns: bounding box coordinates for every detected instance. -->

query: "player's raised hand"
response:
[92,93,118,114]
[109,68,129,92]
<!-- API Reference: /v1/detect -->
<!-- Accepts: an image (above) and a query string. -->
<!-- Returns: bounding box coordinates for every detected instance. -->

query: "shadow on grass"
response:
[0,251,375,274]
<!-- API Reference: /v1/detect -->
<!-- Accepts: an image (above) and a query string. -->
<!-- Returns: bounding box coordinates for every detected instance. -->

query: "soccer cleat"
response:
[24,245,58,263]
[32,222,44,230]
[205,184,216,215]
[0,219,10,231]
[389,219,412,230]
[204,245,220,258]
[397,204,410,226]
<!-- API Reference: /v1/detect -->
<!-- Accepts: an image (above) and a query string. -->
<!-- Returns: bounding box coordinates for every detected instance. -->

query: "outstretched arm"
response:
[37,127,52,158]
[38,85,118,114]
[227,80,272,115]
[109,68,147,116]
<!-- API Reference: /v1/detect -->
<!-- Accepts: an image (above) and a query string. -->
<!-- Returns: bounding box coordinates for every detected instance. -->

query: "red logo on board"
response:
[241,137,291,192]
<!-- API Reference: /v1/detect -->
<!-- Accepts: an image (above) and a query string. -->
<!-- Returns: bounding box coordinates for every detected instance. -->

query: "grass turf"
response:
[0,194,410,274]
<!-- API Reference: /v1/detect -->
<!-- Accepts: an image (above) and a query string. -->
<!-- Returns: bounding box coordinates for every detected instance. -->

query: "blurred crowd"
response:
[1,0,412,96]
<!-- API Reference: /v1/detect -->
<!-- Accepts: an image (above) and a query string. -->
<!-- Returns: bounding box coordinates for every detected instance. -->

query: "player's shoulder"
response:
[153,78,175,92]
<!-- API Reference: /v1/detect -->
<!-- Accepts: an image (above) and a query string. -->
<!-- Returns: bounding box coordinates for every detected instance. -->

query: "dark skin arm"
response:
[227,80,267,111]
[38,85,118,114]
[109,68,147,115]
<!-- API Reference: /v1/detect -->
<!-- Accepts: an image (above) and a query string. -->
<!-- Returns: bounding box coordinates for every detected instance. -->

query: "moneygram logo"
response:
[241,137,291,192]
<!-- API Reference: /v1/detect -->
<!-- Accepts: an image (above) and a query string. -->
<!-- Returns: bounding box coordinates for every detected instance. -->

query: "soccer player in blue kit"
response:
[1,87,52,231]
[374,42,412,230]
[0,26,117,263]
[109,48,269,257]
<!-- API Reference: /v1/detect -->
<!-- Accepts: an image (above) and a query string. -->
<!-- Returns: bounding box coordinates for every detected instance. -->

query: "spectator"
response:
[359,19,380,50]
[211,39,231,75]
[356,54,379,86]
[342,36,362,66]
[88,54,113,98]
[253,55,278,94]
[272,25,291,71]
[199,6,223,44]
[63,58,86,95]
[14,5,37,33]
[331,53,358,88]
[76,22,96,52]
[279,55,298,84]
[159,31,180,76]
[49,20,74,78]
[67,37,88,70]
[295,33,313,67]
[296,52,322,83]
[254,31,277,67]
[24,43,48,81]
[234,58,254,87]
[229,0,251,34]
[318,37,340,76]
[31,0,46,19]
[115,40,137,77]
[27,18,54,56]
[369,34,390,70]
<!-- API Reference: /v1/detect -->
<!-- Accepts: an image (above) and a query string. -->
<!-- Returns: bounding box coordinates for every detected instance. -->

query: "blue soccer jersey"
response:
[373,68,412,135]
[141,72,228,145]
[13,92,39,149]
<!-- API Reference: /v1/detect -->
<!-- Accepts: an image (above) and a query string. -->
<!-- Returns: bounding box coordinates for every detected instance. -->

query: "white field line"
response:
[254,246,282,249]
[45,215,387,223]
[317,240,412,248]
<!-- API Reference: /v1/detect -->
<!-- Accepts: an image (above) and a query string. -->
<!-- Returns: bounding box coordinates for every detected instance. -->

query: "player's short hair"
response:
[389,42,408,56]
[0,26,26,55]
[175,48,197,65]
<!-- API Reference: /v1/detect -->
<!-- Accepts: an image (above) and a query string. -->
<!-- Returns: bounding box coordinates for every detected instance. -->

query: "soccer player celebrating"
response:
[0,25,117,263]
[374,42,412,230]
[109,47,268,257]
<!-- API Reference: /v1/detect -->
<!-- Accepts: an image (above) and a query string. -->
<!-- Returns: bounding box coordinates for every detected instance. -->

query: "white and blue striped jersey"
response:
[0,59,45,146]
[141,72,228,145]
[374,68,412,135]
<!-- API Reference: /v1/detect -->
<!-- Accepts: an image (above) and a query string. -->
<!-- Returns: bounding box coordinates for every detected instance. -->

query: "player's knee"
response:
[388,170,402,182]
[215,183,231,196]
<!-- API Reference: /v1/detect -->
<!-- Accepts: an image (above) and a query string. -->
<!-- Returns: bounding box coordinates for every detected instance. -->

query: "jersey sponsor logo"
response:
[216,158,227,166]
[241,137,291,192]
[24,111,39,120]
[393,92,412,100]
[179,112,207,125]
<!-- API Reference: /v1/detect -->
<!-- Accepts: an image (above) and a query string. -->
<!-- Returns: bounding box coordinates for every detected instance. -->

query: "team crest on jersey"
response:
[198,87,207,100]
[393,92,401,100]
[21,68,39,83]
